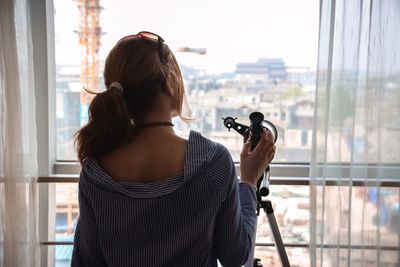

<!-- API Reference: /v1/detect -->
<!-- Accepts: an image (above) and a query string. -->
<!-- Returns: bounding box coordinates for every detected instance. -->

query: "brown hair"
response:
[75,35,190,163]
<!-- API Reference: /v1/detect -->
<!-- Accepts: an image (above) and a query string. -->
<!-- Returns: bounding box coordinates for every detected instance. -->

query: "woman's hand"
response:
[240,128,276,186]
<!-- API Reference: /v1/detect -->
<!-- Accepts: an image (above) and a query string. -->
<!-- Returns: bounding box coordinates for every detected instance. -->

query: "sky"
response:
[54,0,319,74]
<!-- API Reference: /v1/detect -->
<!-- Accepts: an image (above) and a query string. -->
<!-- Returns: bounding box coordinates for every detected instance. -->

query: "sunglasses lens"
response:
[139,32,159,41]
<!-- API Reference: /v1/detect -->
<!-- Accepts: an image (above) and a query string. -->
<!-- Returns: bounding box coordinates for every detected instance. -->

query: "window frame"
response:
[31,0,57,266]
[33,0,400,266]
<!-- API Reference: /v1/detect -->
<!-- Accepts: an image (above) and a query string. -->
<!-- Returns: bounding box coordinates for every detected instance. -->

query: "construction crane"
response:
[74,0,104,125]
[176,47,207,55]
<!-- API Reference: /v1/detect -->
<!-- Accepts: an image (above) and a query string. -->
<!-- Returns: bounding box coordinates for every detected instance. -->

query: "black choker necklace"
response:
[136,121,174,128]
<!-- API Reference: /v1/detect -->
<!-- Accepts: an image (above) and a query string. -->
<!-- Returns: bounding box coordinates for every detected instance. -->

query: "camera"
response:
[223,111,277,149]
[222,112,278,197]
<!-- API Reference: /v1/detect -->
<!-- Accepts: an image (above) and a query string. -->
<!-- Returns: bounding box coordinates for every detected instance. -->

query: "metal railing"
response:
[38,162,400,249]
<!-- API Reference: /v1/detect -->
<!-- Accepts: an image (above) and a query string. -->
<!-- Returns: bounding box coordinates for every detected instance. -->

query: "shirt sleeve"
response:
[71,179,107,267]
[212,147,257,267]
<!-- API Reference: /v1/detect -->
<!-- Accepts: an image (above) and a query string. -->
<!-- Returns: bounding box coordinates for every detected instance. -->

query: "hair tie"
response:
[109,82,124,93]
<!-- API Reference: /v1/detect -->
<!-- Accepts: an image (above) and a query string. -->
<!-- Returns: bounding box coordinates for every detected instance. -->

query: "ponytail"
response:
[74,88,133,163]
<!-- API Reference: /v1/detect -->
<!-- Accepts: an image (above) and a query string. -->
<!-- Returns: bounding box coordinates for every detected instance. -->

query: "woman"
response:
[72,31,276,267]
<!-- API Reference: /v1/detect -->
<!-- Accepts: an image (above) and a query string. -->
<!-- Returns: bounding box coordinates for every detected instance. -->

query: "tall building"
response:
[235,58,288,84]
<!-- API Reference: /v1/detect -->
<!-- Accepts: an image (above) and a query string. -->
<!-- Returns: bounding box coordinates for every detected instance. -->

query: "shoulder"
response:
[187,130,232,165]
[78,158,110,191]
[187,130,236,195]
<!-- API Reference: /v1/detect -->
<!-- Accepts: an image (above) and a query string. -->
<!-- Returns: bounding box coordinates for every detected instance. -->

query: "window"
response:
[47,0,320,266]
[54,0,319,162]
[28,0,399,265]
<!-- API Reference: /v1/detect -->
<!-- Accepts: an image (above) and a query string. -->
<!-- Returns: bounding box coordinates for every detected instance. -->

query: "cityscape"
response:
[54,58,399,266]
[55,57,316,266]
[56,57,316,161]
[52,1,399,266]
[53,0,322,264]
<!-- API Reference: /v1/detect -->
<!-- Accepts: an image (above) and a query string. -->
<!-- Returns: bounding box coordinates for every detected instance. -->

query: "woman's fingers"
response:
[265,154,275,166]
[264,145,276,164]
[252,129,274,158]
[252,130,268,154]
[240,129,277,185]
[241,138,252,157]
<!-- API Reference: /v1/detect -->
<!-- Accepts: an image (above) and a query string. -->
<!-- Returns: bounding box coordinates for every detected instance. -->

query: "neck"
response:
[143,111,172,124]
[136,124,176,137]
[137,121,174,128]
[137,116,175,135]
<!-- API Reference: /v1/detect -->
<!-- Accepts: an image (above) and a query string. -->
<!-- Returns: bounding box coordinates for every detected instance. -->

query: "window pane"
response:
[55,245,73,267]
[52,183,313,264]
[52,182,399,265]
[255,185,310,265]
[254,246,310,267]
[54,184,77,265]
[55,183,77,244]
[54,0,319,161]
[317,249,399,267]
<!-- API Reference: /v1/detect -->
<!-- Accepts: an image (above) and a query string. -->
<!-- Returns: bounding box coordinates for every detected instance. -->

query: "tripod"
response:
[245,167,291,267]
[222,113,290,267]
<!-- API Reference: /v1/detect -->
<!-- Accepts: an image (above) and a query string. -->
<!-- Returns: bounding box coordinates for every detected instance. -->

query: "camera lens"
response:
[249,112,264,150]
[249,112,278,146]
[249,112,264,124]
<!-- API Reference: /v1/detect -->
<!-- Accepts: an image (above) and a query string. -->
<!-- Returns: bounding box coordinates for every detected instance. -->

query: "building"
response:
[235,58,288,84]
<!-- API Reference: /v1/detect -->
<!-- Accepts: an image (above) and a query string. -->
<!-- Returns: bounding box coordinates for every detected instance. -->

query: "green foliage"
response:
[283,85,304,97]
[329,86,354,126]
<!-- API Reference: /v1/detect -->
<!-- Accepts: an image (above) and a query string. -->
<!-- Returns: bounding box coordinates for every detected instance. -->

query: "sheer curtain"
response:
[310,0,400,266]
[0,0,39,266]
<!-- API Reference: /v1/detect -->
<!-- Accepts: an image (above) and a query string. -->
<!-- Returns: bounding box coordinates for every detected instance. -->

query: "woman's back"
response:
[100,128,187,183]
[72,131,257,267]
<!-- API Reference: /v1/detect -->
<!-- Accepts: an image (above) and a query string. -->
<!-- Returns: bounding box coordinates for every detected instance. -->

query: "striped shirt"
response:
[72,130,257,267]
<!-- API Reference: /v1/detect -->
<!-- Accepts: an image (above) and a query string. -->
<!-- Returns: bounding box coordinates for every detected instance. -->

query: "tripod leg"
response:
[265,200,290,267]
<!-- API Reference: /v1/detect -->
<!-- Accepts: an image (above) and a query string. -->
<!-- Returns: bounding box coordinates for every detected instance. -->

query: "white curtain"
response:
[310,0,400,266]
[0,0,39,266]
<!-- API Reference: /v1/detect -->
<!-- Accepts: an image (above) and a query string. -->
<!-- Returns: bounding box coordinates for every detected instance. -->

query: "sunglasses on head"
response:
[121,31,166,63]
